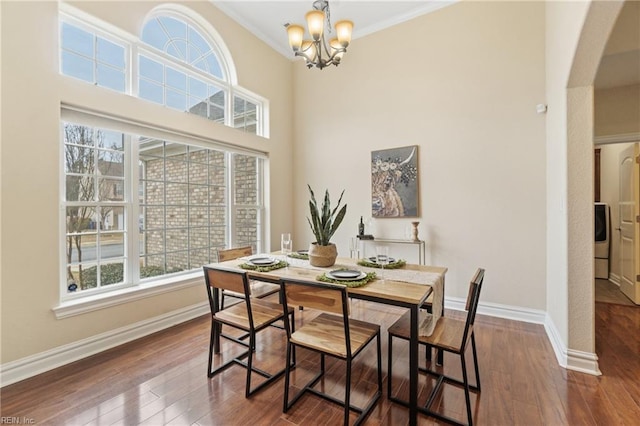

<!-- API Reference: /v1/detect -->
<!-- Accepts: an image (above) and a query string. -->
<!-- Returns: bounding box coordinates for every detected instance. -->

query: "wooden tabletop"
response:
[210,255,447,307]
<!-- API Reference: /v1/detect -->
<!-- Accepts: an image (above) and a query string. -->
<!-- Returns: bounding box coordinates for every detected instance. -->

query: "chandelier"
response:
[285,0,354,70]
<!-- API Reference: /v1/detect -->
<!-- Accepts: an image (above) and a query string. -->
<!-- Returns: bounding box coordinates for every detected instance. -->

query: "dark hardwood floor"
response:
[1,296,639,425]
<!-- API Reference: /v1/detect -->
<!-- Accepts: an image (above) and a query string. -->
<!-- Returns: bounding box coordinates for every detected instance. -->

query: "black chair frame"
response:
[215,247,282,347]
[281,279,382,426]
[388,268,484,426]
[204,266,295,398]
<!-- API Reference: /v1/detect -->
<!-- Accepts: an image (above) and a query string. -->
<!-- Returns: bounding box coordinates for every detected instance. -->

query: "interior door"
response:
[618,143,640,304]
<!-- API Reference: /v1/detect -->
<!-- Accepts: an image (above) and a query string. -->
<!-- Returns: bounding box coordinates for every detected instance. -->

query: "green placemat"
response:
[317,270,377,288]
[288,252,309,260]
[240,260,288,272]
[357,258,407,269]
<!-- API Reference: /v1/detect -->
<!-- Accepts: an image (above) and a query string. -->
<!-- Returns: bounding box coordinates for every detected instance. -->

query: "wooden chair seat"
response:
[290,313,379,359]
[215,299,293,331]
[388,311,472,353]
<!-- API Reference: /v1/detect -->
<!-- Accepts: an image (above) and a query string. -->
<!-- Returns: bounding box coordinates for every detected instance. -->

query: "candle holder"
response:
[411,221,420,242]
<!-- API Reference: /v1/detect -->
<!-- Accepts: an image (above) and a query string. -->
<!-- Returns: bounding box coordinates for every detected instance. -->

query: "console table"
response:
[358,237,426,265]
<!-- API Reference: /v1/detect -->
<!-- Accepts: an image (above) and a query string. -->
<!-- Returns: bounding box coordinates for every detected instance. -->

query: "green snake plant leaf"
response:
[307,185,347,246]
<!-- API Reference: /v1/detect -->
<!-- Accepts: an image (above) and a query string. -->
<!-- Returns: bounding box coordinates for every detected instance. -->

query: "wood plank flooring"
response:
[1,296,639,425]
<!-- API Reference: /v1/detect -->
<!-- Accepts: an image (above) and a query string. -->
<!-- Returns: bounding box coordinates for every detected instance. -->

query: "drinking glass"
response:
[376,246,389,280]
[281,233,292,266]
[349,237,360,259]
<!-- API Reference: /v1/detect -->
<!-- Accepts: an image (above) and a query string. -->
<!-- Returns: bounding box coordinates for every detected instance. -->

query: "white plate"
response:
[327,269,366,281]
[248,256,278,266]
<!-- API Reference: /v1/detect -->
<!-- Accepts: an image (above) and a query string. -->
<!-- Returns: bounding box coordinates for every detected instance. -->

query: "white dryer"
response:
[595,203,610,279]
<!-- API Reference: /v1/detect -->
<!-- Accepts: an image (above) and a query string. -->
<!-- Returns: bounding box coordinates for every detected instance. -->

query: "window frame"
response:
[56,5,271,311]
[59,117,267,305]
[59,4,268,137]
[59,13,131,94]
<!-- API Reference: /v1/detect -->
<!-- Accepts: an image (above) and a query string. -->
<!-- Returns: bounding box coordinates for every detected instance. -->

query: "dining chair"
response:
[216,246,280,309]
[387,268,485,426]
[203,266,295,397]
[280,278,382,426]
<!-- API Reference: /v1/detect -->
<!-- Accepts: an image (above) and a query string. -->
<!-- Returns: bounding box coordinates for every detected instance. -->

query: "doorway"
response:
[594,140,640,306]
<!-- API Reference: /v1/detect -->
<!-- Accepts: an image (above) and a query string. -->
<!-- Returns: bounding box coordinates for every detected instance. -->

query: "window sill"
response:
[53,272,203,319]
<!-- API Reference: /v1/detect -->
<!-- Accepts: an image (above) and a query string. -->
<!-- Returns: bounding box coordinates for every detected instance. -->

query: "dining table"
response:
[208,252,447,426]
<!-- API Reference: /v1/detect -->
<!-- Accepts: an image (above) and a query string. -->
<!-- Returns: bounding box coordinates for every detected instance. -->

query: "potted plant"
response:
[307,184,347,267]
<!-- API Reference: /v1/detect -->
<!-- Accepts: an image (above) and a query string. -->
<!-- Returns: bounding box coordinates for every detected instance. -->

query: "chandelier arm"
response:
[326,47,345,66]
[294,50,313,62]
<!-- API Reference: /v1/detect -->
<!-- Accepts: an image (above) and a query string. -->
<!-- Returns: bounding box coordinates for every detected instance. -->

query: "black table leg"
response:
[409,305,418,426]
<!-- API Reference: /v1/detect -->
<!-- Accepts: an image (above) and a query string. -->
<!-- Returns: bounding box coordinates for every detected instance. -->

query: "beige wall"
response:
[292,1,547,308]
[0,1,292,364]
[595,84,640,137]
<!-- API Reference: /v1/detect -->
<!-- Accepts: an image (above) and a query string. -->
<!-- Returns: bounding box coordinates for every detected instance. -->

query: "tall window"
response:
[63,122,264,298]
[59,6,268,300]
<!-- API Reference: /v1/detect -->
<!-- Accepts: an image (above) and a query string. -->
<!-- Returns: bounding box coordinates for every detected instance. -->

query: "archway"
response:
[565,0,625,373]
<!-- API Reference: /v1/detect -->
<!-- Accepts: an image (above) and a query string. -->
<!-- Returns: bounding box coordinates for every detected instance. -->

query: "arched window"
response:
[59,7,266,136]
[141,15,224,79]
[138,13,230,124]
[57,5,267,305]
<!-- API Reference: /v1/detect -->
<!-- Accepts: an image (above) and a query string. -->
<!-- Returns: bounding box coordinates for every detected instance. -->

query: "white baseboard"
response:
[608,273,621,287]
[1,296,603,387]
[445,296,547,324]
[543,313,602,376]
[447,297,601,376]
[0,302,209,387]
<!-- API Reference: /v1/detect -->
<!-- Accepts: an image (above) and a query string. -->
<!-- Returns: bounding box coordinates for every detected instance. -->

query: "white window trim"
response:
[59,3,267,137]
[56,4,270,313]
[58,109,268,311]
[53,271,203,319]
[232,87,270,138]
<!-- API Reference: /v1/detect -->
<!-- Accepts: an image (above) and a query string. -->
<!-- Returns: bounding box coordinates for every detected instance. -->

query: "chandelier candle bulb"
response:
[335,20,353,47]
[306,10,325,40]
[286,24,304,51]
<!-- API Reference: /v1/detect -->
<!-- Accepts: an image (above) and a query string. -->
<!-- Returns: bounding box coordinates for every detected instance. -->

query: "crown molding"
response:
[212,1,459,61]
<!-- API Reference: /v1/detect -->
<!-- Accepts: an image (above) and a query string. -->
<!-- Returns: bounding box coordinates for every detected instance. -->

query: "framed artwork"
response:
[371,145,419,217]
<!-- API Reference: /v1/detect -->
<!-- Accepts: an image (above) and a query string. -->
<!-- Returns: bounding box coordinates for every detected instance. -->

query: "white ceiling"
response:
[212,1,456,59]
[212,0,639,89]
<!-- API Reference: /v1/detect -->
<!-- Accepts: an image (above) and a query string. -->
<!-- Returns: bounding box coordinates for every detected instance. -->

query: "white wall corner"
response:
[544,313,601,376]
[0,302,209,387]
